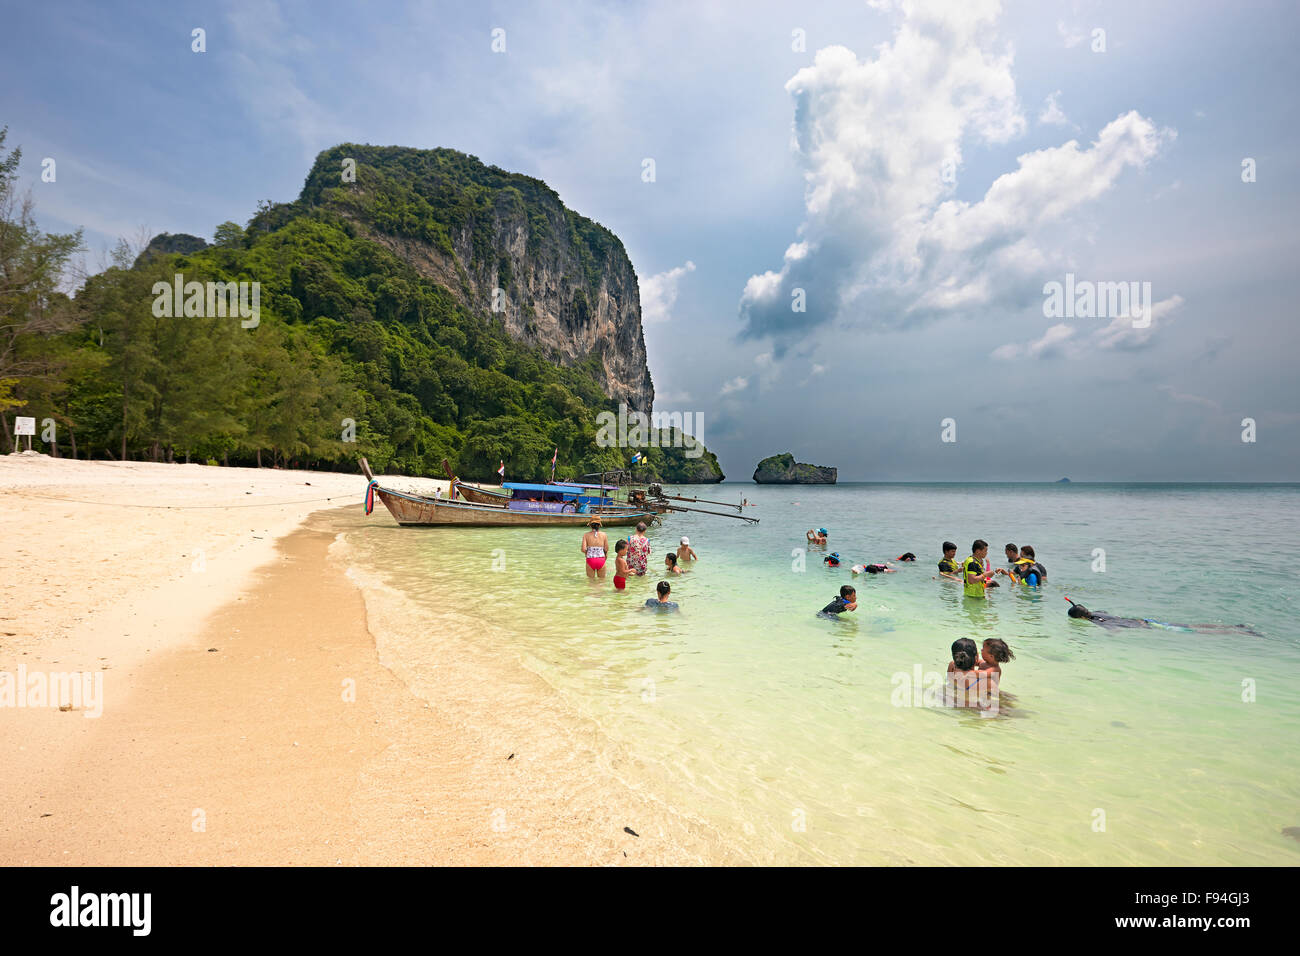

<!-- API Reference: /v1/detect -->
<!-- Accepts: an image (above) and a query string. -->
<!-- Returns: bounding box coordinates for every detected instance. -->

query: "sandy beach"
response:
[0,455,712,865]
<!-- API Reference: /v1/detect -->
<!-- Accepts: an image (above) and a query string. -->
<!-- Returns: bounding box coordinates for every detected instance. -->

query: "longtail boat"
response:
[441,458,511,505]
[361,458,656,527]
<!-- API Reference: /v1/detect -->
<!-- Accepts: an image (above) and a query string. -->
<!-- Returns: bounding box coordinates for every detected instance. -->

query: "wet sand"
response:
[0,457,712,865]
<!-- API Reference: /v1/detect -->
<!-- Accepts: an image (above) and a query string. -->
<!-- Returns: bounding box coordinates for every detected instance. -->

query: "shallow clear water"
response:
[340,482,1300,864]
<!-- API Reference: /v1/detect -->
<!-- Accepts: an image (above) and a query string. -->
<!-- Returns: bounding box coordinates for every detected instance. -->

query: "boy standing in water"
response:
[613,540,630,591]
[677,537,698,563]
[937,541,961,580]
[962,539,995,599]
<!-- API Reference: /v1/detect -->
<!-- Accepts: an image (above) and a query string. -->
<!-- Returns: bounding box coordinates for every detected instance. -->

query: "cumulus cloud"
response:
[991,323,1078,361]
[720,376,749,395]
[993,295,1185,360]
[738,1,1174,353]
[1094,294,1184,350]
[1039,90,1070,126]
[640,260,696,324]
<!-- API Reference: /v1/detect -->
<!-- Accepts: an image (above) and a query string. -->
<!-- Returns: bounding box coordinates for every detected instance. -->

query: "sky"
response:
[2,0,1297,480]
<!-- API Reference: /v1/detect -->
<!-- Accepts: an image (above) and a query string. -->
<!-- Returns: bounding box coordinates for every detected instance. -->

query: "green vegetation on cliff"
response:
[752,452,837,484]
[0,133,720,482]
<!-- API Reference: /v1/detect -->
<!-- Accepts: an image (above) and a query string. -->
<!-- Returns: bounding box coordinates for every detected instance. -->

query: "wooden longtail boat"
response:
[441,458,511,505]
[361,458,656,527]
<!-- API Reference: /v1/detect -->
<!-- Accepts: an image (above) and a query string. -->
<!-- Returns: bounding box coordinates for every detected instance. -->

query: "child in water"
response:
[613,539,630,591]
[645,580,679,612]
[824,552,842,567]
[978,638,1014,681]
[819,585,857,617]
[676,537,697,563]
[936,541,961,581]
[664,552,687,574]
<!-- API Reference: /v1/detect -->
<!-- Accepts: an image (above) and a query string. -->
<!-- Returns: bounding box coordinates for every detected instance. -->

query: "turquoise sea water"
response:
[340,482,1300,865]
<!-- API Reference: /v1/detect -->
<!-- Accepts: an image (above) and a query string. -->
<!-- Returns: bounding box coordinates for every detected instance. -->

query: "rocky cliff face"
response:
[753,452,837,484]
[299,146,654,412]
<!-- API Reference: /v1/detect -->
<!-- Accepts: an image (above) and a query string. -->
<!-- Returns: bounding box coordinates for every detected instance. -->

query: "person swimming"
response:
[896,552,917,562]
[824,552,842,567]
[645,580,680,612]
[818,585,857,619]
[852,562,895,574]
[1065,597,1263,635]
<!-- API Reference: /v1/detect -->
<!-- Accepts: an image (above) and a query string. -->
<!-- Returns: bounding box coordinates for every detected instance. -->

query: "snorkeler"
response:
[852,562,895,574]
[824,552,842,567]
[1065,597,1263,635]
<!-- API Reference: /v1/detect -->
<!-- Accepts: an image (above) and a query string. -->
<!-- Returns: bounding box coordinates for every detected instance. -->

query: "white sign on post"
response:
[14,417,35,436]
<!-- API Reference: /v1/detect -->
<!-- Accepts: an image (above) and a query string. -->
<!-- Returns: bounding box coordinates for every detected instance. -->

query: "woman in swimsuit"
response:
[581,518,609,580]
[626,521,651,576]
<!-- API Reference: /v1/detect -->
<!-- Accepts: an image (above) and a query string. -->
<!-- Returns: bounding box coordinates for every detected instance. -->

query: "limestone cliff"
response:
[753,452,837,484]
[298,145,654,412]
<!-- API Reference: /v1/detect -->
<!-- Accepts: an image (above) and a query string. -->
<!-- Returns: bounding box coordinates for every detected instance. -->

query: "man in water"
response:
[1008,545,1047,586]
[1066,598,1262,635]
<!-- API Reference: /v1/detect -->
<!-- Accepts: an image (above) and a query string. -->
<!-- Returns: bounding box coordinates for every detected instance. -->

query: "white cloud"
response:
[1039,90,1070,126]
[1094,294,1184,350]
[640,260,696,324]
[719,376,749,395]
[992,323,1078,361]
[993,295,1185,361]
[738,1,1174,352]
[1058,20,1086,48]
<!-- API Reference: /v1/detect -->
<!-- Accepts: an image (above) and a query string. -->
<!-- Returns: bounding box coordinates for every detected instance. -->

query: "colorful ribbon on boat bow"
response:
[364,479,379,516]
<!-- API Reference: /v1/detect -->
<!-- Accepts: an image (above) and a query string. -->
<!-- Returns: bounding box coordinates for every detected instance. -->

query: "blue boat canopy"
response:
[502,482,586,494]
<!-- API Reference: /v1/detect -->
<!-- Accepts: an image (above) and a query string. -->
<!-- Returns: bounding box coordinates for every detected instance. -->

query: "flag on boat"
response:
[551,447,558,466]
[631,452,643,464]
[498,460,505,477]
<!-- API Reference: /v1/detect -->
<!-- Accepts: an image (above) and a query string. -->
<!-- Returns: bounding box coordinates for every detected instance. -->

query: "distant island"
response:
[753,453,837,484]
[1057,477,1072,483]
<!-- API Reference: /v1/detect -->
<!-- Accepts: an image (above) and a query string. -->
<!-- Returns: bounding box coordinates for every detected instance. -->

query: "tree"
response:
[0,127,84,448]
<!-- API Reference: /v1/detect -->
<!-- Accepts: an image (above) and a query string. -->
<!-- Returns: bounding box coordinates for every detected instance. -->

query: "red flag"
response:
[551,447,558,466]
[497,461,506,477]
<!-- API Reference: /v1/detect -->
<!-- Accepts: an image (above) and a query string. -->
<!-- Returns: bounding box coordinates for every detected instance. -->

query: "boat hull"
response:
[375,487,654,527]
[452,481,511,505]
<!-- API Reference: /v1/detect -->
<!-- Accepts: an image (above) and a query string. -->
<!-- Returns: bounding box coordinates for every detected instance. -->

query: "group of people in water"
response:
[809,529,1263,709]
[580,518,695,612]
